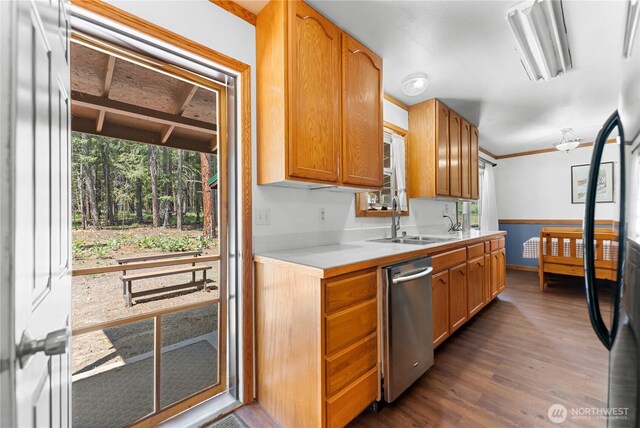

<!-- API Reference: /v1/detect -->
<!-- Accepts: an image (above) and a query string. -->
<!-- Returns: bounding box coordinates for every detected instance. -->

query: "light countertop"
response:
[254,230,506,277]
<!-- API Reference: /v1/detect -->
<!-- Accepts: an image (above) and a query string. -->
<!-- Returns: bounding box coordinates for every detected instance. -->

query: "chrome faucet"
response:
[443,214,462,233]
[391,195,401,238]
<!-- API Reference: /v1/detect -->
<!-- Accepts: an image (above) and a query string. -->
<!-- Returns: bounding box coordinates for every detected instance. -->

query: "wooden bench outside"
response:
[117,251,212,306]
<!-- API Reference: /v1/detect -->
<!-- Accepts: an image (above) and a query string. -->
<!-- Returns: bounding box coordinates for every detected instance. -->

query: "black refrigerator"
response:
[584,2,640,427]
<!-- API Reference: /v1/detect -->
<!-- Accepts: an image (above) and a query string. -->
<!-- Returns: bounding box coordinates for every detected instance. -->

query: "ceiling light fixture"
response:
[554,128,583,152]
[506,0,572,81]
[400,73,429,96]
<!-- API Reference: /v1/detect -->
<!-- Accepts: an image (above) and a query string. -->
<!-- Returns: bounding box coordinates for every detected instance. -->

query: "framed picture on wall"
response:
[571,162,614,204]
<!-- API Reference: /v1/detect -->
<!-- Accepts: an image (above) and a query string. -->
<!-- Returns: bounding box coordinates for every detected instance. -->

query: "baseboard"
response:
[507,264,538,272]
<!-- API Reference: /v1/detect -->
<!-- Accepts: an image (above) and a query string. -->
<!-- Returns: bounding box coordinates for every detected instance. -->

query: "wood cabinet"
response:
[483,253,491,304]
[432,270,450,348]
[257,0,383,190]
[497,247,506,293]
[490,238,506,298]
[449,111,462,198]
[407,99,480,200]
[431,236,507,349]
[461,119,471,199]
[449,263,467,333]
[470,125,479,199]
[341,33,383,187]
[467,255,485,317]
[255,265,378,428]
[436,102,450,196]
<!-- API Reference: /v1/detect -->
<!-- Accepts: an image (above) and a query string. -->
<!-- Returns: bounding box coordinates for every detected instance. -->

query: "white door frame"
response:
[0,0,18,425]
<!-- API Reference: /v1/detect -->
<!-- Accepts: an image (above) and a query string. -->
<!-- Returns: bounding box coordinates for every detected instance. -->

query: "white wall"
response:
[495,143,620,220]
[100,0,456,253]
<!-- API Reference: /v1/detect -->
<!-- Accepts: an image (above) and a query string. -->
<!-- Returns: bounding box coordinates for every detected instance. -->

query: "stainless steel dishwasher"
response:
[382,256,434,402]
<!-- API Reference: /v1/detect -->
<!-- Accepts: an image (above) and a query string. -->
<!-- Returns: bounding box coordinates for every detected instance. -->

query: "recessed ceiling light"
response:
[400,73,429,96]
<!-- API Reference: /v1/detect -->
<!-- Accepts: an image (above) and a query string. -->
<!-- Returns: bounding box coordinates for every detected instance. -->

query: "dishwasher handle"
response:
[392,267,433,284]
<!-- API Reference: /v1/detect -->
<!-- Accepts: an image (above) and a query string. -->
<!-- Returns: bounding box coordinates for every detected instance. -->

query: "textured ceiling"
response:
[240,0,628,155]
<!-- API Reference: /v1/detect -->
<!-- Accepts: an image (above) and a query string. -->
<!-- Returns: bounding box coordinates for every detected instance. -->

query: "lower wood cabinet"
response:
[497,247,506,293]
[255,264,379,428]
[432,236,507,349]
[449,263,468,333]
[432,270,450,348]
[467,255,485,317]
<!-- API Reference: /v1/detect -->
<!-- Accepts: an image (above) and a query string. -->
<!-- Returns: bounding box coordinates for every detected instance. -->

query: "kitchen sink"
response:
[368,235,461,245]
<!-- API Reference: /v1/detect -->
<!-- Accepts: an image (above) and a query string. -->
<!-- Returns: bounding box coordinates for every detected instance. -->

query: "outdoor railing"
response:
[71,255,224,426]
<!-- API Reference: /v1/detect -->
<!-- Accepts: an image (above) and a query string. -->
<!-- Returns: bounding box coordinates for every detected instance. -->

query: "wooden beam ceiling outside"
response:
[96,55,117,132]
[71,90,217,135]
[73,117,217,153]
[161,84,199,143]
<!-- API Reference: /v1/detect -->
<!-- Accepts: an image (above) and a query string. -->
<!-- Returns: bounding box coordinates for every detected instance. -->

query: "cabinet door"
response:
[484,253,491,303]
[341,33,383,187]
[432,270,449,348]
[490,251,500,298]
[498,248,507,292]
[449,110,461,198]
[467,256,485,317]
[287,1,341,182]
[435,101,450,196]
[449,263,467,333]
[470,126,479,199]
[461,119,471,199]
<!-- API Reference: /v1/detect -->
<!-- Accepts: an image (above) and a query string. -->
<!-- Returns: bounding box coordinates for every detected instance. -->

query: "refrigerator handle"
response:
[584,110,625,351]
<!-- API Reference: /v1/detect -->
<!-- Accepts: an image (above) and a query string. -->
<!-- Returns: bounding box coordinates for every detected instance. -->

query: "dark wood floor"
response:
[237,270,612,427]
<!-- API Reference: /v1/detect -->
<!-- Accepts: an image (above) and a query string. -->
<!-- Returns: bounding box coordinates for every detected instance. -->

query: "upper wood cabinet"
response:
[436,102,450,196]
[256,0,383,190]
[407,99,480,200]
[288,1,341,182]
[341,33,383,187]
[461,119,471,199]
[449,111,462,198]
[470,125,479,199]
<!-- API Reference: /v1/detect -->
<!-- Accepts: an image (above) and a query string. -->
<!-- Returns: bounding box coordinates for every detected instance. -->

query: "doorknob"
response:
[17,328,68,368]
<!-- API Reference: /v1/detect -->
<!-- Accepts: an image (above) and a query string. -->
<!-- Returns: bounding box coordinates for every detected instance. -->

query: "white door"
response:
[1,0,72,426]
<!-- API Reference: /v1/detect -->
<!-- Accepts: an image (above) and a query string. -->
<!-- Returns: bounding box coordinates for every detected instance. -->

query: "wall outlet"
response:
[444,205,451,216]
[319,208,326,223]
[256,208,271,226]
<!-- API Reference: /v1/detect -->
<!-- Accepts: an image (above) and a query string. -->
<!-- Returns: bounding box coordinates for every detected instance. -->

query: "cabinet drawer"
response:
[325,269,377,314]
[432,248,466,273]
[326,367,378,428]
[326,334,377,397]
[499,237,505,249]
[467,243,484,259]
[485,241,492,253]
[490,239,500,251]
[326,299,377,355]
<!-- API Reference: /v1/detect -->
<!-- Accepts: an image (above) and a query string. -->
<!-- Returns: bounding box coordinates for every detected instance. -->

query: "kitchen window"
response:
[355,129,409,217]
[457,166,484,229]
